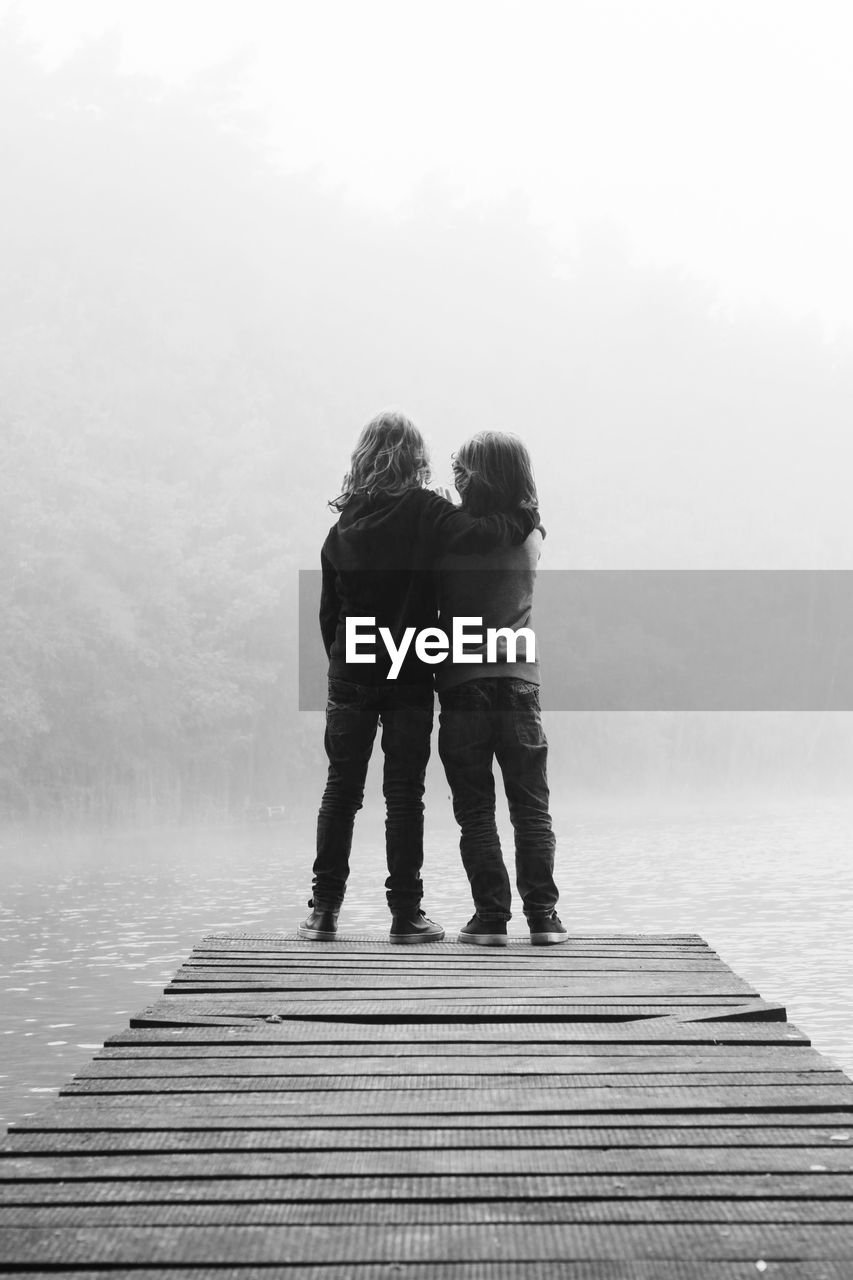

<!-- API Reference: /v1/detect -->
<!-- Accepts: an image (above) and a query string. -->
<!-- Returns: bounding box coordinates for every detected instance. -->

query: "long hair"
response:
[453,431,538,517]
[330,411,431,511]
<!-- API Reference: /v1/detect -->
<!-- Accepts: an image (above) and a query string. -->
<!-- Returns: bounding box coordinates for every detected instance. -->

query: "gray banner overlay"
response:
[298,570,853,711]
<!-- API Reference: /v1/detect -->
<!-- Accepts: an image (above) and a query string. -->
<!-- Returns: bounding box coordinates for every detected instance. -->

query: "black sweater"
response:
[320,488,538,686]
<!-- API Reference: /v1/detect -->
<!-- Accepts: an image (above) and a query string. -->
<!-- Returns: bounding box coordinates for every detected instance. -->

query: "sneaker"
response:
[528,911,568,945]
[458,914,508,947]
[298,905,339,940]
[389,911,445,944]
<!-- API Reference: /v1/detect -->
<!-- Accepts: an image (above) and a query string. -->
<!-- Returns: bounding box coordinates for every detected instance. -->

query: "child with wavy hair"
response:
[300,411,538,944]
[436,430,566,946]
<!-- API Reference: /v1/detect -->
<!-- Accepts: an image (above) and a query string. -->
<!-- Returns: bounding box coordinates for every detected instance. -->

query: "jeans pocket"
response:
[441,682,491,713]
[510,682,545,747]
[326,680,364,736]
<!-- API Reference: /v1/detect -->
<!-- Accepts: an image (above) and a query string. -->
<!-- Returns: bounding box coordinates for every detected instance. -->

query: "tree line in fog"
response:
[2,22,852,822]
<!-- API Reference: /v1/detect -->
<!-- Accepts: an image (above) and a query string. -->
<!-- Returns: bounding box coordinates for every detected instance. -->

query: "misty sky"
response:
[14,0,853,334]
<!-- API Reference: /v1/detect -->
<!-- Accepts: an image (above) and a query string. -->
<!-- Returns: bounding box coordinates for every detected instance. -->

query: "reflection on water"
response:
[1,797,852,1130]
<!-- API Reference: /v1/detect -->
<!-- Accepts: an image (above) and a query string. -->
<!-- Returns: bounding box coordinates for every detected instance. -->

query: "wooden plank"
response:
[195,943,715,954]
[183,957,727,970]
[5,1145,853,1180]
[141,993,763,1007]
[189,950,723,957]
[163,985,761,1001]
[164,971,757,990]
[190,954,722,963]
[190,938,722,949]
[92,1044,819,1064]
[5,1125,853,1155]
[91,1046,826,1067]
[4,1172,853,1206]
[26,1083,853,1112]
[191,936,717,945]
[192,943,717,952]
[193,955,723,964]
[2,1265,844,1280]
[57,1073,853,1099]
[13,1108,852,1133]
[105,1021,812,1045]
[176,969,735,983]
[66,1068,848,1093]
[132,998,782,1026]
[4,1222,853,1265]
[129,1004,794,1028]
[77,1048,832,1072]
[181,947,729,960]
[3,1199,853,1228]
[176,960,737,973]
[186,951,723,965]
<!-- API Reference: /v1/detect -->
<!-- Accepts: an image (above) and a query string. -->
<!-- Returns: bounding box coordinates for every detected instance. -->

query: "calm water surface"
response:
[2,796,852,1131]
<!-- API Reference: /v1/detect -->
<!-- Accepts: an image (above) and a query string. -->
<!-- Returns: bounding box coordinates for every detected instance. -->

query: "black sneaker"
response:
[528,911,568,945]
[389,911,445,944]
[458,915,508,947]
[298,906,339,940]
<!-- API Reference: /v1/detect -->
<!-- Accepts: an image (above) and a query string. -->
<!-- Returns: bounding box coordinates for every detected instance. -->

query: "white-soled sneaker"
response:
[528,911,568,945]
[458,914,509,947]
[297,906,339,940]
[389,911,445,944]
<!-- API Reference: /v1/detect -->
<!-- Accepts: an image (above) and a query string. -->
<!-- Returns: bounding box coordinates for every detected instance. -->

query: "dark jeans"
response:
[438,678,558,922]
[313,677,434,914]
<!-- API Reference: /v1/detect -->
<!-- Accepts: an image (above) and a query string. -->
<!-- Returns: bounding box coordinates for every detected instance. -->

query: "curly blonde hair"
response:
[331,411,431,511]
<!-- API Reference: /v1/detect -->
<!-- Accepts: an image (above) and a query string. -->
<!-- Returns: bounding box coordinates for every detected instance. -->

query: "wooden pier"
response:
[2,931,853,1275]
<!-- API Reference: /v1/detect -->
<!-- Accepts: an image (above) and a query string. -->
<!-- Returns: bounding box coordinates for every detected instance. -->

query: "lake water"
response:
[2,795,852,1131]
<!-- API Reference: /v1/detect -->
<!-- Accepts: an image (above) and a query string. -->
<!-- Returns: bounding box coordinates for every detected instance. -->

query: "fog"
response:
[2,8,853,823]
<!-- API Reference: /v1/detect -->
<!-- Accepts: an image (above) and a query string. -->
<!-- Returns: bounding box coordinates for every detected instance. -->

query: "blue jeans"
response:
[313,677,434,913]
[438,678,558,922]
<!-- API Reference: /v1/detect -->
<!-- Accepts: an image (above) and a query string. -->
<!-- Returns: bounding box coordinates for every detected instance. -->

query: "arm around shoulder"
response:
[421,489,541,556]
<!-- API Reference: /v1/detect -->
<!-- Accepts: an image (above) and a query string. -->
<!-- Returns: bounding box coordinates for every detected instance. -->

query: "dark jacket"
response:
[436,528,542,693]
[320,487,538,686]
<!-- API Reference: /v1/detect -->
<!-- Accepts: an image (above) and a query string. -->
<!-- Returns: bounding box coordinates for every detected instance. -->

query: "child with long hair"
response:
[436,431,566,945]
[300,412,539,943]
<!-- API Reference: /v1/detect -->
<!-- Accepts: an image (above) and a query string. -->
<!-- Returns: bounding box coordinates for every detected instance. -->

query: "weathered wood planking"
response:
[0,1267,845,1280]
[1,930,852,1277]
